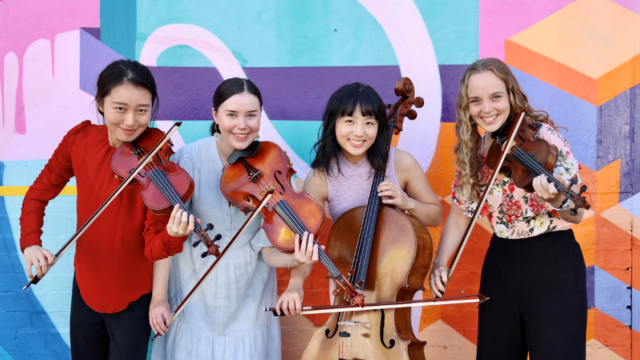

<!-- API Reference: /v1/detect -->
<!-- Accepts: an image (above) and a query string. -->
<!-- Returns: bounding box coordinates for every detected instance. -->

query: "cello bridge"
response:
[337,321,371,328]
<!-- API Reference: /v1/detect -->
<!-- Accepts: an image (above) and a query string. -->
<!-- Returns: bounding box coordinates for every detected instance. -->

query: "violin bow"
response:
[152,190,275,341]
[23,122,183,290]
[445,111,527,284]
[265,293,488,316]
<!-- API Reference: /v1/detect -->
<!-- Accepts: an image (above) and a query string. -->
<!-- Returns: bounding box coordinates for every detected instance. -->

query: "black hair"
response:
[310,82,389,177]
[95,59,159,120]
[210,78,263,135]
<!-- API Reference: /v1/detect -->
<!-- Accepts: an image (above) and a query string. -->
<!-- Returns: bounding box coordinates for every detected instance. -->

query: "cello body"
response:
[302,206,433,360]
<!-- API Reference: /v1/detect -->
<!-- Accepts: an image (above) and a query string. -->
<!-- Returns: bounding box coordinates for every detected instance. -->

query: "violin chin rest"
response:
[227,141,261,164]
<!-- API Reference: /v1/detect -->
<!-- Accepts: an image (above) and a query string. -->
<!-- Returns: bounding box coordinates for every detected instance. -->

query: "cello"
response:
[302,78,433,360]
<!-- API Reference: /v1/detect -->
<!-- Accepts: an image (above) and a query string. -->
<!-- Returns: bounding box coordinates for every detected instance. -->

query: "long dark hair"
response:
[95,59,159,120]
[311,82,388,177]
[210,78,263,135]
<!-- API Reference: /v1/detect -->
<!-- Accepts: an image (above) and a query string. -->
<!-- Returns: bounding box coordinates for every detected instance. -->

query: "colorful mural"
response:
[0,0,638,359]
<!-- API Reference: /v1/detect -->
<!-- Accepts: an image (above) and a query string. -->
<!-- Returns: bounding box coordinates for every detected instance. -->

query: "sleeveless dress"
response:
[323,147,424,335]
[325,147,401,220]
[151,137,281,360]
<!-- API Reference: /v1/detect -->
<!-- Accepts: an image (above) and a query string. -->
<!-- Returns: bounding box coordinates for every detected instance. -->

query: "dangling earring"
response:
[213,122,221,140]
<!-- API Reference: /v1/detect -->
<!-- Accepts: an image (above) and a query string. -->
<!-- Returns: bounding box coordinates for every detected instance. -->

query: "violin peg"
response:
[406,109,417,120]
[204,223,214,232]
[570,177,579,185]
[213,234,222,242]
[332,289,340,297]
[579,185,587,194]
[414,97,424,108]
[192,240,202,248]
[385,104,392,110]
[569,208,578,216]
[200,251,208,258]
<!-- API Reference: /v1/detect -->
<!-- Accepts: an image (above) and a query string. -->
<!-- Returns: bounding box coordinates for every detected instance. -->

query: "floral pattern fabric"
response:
[451,123,582,239]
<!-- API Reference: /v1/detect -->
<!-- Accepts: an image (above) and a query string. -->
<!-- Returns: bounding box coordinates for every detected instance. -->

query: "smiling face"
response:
[335,105,379,163]
[212,91,261,159]
[466,70,511,133]
[98,83,152,147]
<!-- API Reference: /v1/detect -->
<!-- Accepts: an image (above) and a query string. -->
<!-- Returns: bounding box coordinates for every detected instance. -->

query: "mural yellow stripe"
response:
[0,186,77,196]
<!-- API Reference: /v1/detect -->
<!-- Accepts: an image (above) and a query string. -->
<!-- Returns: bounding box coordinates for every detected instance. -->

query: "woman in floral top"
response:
[429,58,587,360]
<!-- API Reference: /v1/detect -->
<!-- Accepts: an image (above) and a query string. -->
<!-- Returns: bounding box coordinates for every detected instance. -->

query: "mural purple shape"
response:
[597,83,640,203]
[79,27,465,124]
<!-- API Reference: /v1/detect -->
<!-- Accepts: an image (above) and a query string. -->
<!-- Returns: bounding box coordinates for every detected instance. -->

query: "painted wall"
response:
[0,0,638,358]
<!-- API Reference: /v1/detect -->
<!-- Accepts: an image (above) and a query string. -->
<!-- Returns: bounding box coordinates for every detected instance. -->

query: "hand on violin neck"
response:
[292,231,322,266]
[166,204,199,237]
[532,174,566,208]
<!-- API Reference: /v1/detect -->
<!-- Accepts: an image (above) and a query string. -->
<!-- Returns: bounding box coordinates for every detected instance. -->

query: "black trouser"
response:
[70,277,151,360]
[476,229,587,360]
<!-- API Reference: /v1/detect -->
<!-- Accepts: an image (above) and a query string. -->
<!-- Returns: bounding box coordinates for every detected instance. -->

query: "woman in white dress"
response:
[147,78,319,360]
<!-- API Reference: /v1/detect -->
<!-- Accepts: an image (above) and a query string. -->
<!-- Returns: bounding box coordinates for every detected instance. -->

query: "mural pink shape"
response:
[1,31,99,161]
[479,0,574,59]
[0,0,99,134]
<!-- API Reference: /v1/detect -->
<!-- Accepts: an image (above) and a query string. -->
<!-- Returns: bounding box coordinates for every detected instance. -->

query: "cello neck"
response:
[350,114,397,290]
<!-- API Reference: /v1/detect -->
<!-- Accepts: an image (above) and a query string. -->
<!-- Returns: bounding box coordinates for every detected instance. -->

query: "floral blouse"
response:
[451,123,582,239]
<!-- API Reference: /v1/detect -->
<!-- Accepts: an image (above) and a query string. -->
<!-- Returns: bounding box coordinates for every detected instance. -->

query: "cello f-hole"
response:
[378,309,395,349]
[326,313,341,339]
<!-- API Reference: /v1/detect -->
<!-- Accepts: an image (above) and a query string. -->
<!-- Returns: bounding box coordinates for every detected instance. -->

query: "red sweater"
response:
[20,121,187,313]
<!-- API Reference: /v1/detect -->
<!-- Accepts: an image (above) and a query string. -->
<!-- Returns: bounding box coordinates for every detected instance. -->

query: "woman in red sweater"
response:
[19,59,186,359]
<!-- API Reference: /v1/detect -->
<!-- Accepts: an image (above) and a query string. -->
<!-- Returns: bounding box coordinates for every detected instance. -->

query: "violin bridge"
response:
[260,184,275,196]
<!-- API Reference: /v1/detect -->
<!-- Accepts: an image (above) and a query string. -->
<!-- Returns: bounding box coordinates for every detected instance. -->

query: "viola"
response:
[111,127,222,257]
[220,141,365,307]
[486,110,590,215]
[302,77,433,360]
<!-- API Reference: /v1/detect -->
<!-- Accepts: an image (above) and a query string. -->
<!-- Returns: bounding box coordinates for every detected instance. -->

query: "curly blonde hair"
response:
[454,58,554,202]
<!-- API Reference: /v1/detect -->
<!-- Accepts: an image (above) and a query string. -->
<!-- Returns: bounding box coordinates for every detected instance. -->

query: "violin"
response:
[444,110,590,293]
[23,123,213,289]
[302,77,433,360]
[486,109,590,215]
[219,140,365,307]
[111,127,222,257]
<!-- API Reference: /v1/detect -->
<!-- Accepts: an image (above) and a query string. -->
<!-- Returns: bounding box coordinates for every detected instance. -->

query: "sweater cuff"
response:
[20,237,43,253]
[165,230,188,256]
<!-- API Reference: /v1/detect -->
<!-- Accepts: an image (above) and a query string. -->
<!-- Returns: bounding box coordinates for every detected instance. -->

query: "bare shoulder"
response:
[393,148,421,172]
[303,168,329,204]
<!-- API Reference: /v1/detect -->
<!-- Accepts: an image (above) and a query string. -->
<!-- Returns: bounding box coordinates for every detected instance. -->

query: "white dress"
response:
[151,137,281,360]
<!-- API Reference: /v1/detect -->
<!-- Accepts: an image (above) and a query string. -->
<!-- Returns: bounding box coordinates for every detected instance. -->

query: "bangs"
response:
[331,84,386,123]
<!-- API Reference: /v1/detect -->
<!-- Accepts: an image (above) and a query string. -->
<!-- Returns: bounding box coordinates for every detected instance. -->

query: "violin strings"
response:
[137,149,210,241]
[251,176,343,277]
[510,148,577,200]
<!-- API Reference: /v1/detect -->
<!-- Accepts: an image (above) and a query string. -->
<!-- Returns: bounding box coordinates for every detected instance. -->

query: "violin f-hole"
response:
[274,170,286,195]
[378,309,395,349]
